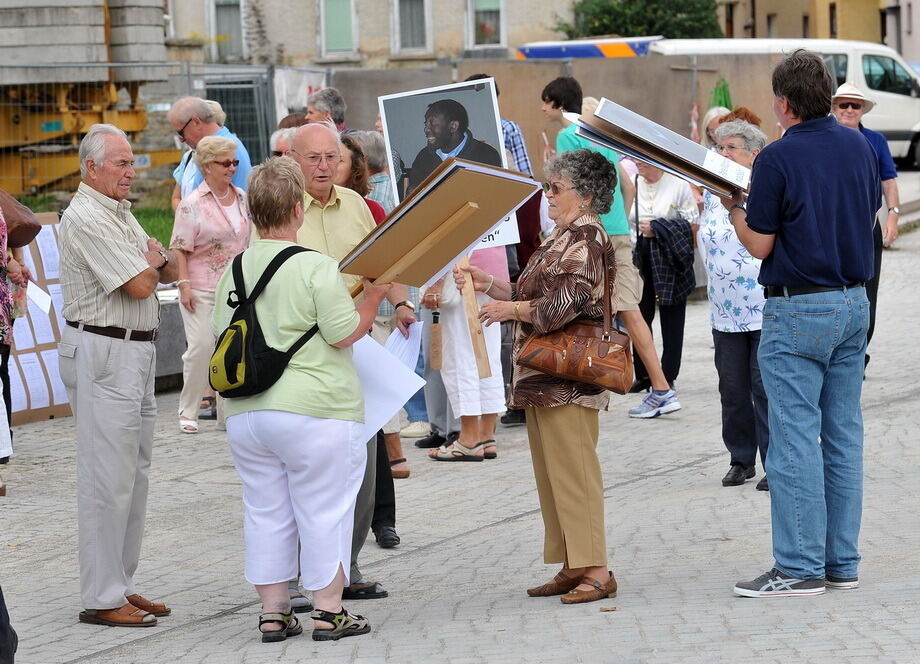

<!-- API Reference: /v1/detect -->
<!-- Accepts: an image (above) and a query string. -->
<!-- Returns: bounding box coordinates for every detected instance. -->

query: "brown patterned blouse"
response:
[509,213,616,410]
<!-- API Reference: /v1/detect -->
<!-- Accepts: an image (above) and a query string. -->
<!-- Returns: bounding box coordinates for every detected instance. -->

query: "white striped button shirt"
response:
[59,183,160,331]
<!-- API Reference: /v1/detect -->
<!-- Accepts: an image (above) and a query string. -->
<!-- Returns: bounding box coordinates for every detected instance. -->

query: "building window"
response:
[766,13,776,37]
[469,0,503,47]
[725,2,734,38]
[908,3,913,34]
[394,0,430,52]
[829,3,838,39]
[214,0,244,62]
[322,0,355,54]
[802,14,809,38]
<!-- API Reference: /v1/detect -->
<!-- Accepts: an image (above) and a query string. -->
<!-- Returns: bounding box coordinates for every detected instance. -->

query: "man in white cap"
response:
[831,82,900,367]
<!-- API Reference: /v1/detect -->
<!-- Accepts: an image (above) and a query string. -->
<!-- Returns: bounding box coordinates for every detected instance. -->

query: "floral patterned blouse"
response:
[0,208,14,346]
[170,181,251,292]
[698,190,765,333]
[510,214,615,411]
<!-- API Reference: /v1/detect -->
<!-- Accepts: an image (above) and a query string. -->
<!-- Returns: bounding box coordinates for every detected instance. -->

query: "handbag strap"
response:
[600,237,613,339]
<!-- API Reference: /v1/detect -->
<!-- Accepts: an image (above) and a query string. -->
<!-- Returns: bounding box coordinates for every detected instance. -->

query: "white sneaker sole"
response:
[733,585,826,598]
[826,580,859,589]
[628,400,682,419]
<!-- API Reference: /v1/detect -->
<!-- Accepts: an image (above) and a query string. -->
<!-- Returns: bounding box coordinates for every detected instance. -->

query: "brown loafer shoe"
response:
[79,603,157,627]
[527,571,582,597]
[560,572,618,604]
[127,593,171,617]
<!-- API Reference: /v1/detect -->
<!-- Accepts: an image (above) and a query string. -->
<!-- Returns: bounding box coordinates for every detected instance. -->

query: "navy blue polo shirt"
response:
[860,125,898,181]
[746,115,879,287]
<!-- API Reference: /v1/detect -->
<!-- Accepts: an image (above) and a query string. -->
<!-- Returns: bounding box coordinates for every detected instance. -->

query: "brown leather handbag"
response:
[517,248,634,394]
[0,189,41,249]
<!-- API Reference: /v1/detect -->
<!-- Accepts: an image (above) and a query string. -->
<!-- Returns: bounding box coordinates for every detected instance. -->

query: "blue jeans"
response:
[759,286,869,580]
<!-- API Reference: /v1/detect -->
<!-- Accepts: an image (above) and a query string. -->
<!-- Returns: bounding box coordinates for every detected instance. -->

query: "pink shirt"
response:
[171,181,251,292]
[470,245,509,283]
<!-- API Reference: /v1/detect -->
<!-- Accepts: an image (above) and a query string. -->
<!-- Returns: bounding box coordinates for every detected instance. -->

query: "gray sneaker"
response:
[734,568,826,597]
[826,575,859,589]
[628,389,681,419]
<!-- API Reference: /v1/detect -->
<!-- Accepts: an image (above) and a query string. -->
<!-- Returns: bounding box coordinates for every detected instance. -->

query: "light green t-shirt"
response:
[556,123,630,236]
[211,239,363,422]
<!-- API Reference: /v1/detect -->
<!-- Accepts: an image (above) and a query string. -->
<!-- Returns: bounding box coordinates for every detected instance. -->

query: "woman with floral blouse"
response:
[699,119,770,491]
[454,149,618,605]
[171,135,251,433]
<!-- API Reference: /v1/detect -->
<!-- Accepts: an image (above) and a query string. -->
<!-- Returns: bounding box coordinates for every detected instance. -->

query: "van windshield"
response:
[863,54,916,96]
[823,54,848,88]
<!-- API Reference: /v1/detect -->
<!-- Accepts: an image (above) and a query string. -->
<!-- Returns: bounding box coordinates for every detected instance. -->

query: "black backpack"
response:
[209,246,319,398]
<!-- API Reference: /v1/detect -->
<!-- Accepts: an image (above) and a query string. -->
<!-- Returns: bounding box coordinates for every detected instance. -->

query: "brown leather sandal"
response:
[390,458,410,479]
[560,571,618,604]
[527,571,582,597]
[127,593,171,617]
[79,603,157,627]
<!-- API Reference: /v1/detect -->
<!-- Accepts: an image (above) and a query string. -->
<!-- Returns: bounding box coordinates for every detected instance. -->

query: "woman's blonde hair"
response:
[247,157,304,234]
[193,135,238,169]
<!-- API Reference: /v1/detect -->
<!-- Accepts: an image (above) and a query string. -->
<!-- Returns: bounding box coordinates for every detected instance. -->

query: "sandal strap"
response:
[389,458,407,466]
[259,611,293,627]
[581,576,604,589]
[436,441,484,457]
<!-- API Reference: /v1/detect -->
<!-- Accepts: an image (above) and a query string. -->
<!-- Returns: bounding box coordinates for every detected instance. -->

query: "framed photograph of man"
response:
[378,78,519,247]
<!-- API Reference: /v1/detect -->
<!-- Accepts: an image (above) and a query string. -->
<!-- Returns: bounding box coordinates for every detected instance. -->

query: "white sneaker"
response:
[628,389,682,419]
[400,421,431,438]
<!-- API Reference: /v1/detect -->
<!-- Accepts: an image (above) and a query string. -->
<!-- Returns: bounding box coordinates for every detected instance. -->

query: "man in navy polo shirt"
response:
[720,50,879,598]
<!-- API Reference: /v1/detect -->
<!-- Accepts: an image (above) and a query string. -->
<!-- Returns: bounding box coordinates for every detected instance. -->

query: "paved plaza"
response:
[2,228,920,663]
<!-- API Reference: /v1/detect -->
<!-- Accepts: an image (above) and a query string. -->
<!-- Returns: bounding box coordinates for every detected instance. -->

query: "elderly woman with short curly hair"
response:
[455,149,619,604]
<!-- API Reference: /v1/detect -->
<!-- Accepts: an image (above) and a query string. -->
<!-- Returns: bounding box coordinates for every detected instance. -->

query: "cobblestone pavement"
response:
[2,231,919,664]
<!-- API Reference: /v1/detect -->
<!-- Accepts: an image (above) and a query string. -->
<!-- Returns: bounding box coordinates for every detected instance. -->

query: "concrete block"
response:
[0,67,108,86]
[109,6,164,26]
[110,25,165,46]
[0,0,100,6]
[113,65,170,83]
[108,0,163,7]
[0,25,105,48]
[0,44,108,66]
[111,43,167,63]
[0,6,103,27]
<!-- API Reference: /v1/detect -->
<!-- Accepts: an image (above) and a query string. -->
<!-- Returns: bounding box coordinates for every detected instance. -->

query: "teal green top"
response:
[211,239,363,422]
[556,123,630,236]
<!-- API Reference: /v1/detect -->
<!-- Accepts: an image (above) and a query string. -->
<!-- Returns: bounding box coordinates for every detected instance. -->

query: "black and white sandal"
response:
[311,607,371,641]
[259,609,302,643]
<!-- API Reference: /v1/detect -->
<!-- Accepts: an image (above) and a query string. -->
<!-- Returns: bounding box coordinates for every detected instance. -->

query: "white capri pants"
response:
[226,410,367,590]
[440,278,505,417]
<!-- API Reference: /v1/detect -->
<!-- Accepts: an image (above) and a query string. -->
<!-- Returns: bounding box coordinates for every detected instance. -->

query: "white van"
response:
[651,39,920,163]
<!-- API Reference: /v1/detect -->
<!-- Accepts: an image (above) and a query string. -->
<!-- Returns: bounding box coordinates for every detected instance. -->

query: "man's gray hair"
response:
[168,96,215,125]
[349,130,387,174]
[79,124,128,178]
[713,120,768,153]
[269,127,296,152]
[307,87,347,125]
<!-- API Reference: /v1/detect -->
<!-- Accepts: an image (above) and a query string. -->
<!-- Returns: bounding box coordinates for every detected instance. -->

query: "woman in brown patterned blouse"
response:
[455,149,618,604]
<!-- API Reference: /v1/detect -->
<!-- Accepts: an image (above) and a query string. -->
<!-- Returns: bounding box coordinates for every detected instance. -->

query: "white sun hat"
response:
[832,82,875,113]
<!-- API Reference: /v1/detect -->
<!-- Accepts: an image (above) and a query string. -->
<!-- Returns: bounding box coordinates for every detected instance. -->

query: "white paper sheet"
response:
[19,245,37,281]
[27,298,56,345]
[27,284,52,314]
[35,225,60,280]
[352,336,426,442]
[48,283,66,332]
[39,349,68,405]
[8,359,27,412]
[383,322,423,369]
[17,352,50,409]
[12,318,35,351]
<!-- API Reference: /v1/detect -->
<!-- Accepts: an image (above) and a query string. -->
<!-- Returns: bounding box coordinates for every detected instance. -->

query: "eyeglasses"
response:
[290,149,342,166]
[715,143,746,154]
[836,102,863,110]
[542,181,575,196]
[213,159,240,168]
[176,117,194,142]
[272,150,286,157]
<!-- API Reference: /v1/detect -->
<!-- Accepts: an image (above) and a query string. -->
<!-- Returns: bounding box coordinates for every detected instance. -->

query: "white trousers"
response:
[178,289,216,422]
[440,286,505,417]
[226,410,366,590]
[58,325,157,609]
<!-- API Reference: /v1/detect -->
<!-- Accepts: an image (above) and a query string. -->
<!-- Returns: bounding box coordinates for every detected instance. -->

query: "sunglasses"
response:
[176,117,193,141]
[213,159,240,168]
[542,181,575,196]
[836,102,863,110]
[272,150,286,157]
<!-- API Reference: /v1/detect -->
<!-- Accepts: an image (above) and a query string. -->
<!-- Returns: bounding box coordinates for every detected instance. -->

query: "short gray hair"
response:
[79,124,128,178]
[349,130,387,174]
[544,149,616,216]
[168,96,214,125]
[713,120,768,153]
[307,87,347,125]
[269,127,296,152]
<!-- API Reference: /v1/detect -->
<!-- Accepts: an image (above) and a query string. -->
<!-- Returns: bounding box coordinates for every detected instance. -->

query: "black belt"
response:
[67,320,157,342]
[764,282,864,299]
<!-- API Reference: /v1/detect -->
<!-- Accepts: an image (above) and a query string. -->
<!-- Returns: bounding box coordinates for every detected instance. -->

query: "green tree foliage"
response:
[556,0,723,40]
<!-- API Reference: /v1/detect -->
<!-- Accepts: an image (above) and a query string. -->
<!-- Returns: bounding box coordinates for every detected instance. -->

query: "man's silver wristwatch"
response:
[888,206,900,215]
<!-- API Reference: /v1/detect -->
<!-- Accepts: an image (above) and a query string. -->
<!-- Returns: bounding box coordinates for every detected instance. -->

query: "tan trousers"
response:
[525,404,607,568]
[178,289,216,422]
[58,325,157,609]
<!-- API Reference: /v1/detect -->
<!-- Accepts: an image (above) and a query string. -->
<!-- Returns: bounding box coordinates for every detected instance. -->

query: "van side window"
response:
[863,55,915,96]
[822,54,848,88]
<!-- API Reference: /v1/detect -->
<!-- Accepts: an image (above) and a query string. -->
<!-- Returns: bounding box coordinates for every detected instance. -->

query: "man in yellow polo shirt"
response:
[289,123,416,603]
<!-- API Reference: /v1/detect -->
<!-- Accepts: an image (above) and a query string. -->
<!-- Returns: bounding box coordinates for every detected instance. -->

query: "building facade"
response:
[882,1,920,62]
[718,0,881,42]
[165,0,572,66]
